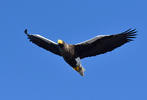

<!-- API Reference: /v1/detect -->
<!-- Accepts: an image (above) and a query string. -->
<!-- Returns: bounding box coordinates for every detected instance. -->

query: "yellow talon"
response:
[73,66,80,71]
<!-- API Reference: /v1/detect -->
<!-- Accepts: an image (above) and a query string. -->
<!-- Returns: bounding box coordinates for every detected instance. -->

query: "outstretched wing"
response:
[74,29,137,59]
[25,29,61,56]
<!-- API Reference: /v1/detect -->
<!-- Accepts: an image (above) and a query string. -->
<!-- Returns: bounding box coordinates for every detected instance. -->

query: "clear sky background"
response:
[0,0,146,100]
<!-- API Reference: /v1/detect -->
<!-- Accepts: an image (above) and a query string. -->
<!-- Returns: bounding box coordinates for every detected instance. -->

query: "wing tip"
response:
[24,29,30,36]
[123,28,137,41]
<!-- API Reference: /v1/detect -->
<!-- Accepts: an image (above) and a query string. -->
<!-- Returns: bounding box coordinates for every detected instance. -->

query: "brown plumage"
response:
[25,29,137,76]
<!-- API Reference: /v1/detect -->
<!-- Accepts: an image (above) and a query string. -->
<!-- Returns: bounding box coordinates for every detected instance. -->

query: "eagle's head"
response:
[58,40,65,48]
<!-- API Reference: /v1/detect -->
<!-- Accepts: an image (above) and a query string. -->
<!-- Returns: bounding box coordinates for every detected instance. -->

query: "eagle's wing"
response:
[74,29,137,59]
[25,29,61,56]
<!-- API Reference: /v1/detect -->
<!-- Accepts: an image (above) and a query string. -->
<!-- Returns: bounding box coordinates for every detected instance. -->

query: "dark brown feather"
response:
[25,29,61,56]
[74,29,137,59]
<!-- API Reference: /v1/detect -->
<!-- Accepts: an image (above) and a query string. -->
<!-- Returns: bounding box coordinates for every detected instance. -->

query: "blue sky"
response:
[0,0,146,100]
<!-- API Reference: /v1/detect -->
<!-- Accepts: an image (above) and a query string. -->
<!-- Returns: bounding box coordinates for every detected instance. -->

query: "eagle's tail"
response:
[79,66,85,76]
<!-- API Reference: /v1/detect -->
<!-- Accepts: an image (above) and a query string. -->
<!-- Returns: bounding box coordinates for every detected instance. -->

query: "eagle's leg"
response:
[73,57,85,76]
[63,57,85,76]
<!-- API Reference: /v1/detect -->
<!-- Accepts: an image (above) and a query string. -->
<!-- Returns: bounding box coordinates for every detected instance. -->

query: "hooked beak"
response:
[58,40,63,44]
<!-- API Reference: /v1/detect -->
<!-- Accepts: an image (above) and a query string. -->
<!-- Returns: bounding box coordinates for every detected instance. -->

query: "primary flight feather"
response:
[25,29,137,76]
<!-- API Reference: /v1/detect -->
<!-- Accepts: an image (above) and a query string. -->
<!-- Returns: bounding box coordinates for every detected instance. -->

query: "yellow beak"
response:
[58,40,63,44]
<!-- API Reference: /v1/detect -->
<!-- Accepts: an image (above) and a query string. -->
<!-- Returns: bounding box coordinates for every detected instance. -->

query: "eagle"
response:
[24,29,137,76]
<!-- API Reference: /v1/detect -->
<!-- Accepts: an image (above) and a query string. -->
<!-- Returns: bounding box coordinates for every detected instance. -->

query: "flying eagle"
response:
[24,29,137,76]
